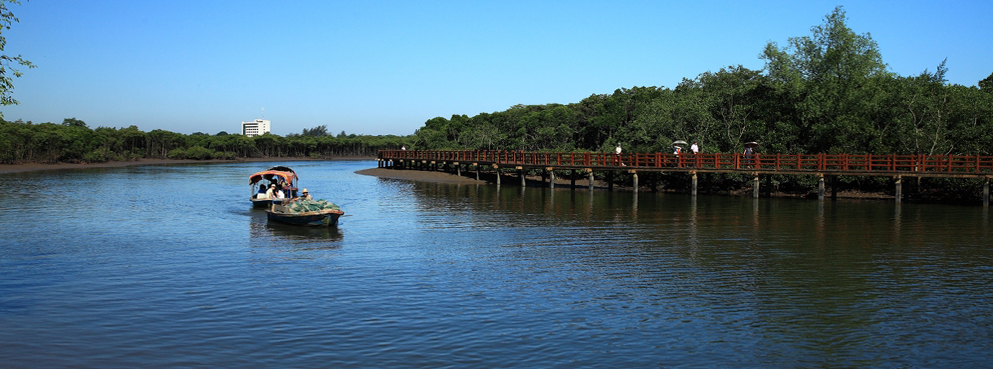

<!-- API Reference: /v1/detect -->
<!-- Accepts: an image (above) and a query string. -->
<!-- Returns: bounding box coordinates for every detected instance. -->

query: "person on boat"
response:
[265,184,278,199]
[256,184,267,198]
[298,188,312,201]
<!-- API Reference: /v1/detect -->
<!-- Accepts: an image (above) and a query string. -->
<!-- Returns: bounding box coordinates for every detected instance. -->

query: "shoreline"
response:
[1,160,942,202]
[0,156,376,174]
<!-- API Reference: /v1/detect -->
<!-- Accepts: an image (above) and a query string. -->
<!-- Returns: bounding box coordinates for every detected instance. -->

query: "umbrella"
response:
[744,141,758,148]
[672,140,688,146]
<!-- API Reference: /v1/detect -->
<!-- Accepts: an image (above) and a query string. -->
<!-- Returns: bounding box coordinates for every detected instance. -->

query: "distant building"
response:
[241,119,270,137]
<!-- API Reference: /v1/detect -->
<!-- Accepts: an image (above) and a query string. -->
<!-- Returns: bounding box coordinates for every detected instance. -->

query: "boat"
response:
[266,199,344,227]
[248,166,299,208]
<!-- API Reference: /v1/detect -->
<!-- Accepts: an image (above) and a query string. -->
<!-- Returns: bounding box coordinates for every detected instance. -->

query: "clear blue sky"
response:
[3,0,991,136]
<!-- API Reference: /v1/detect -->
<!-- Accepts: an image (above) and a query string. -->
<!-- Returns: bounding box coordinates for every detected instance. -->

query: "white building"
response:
[241,119,271,137]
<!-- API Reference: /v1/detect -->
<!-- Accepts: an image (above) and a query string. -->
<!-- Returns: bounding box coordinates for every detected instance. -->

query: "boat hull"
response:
[251,198,273,208]
[266,209,343,227]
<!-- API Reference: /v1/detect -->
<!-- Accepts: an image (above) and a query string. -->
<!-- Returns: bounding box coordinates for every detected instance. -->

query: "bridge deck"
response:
[379,150,993,179]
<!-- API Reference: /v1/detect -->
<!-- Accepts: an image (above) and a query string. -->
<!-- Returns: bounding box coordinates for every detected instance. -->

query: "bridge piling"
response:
[587,170,594,191]
[632,171,639,193]
[691,171,698,196]
[752,174,760,198]
[895,175,902,203]
[818,175,825,200]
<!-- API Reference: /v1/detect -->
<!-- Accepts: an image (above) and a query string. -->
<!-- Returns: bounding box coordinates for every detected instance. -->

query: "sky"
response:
[3,0,991,136]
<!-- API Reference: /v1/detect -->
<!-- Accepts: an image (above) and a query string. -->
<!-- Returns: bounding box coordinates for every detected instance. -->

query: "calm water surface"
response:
[1,160,991,368]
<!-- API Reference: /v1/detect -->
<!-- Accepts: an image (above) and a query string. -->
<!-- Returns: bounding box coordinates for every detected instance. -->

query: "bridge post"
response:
[456,162,461,177]
[587,169,595,191]
[983,177,989,208]
[494,164,501,186]
[753,174,760,198]
[474,163,480,180]
[518,166,525,187]
[632,171,639,193]
[609,171,614,191]
[571,170,576,189]
[691,171,698,196]
[818,174,825,200]
[895,175,902,203]
[548,168,556,189]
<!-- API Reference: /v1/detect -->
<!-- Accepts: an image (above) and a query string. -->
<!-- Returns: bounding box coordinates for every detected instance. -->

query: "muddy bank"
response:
[355,167,488,184]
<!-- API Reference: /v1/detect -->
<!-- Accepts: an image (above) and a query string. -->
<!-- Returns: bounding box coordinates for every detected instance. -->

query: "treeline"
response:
[0,119,408,164]
[403,8,993,199]
[410,8,993,158]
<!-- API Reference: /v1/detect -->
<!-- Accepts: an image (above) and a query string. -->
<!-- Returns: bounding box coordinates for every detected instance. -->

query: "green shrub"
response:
[184,146,214,160]
[84,147,113,163]
[167,148,186,159]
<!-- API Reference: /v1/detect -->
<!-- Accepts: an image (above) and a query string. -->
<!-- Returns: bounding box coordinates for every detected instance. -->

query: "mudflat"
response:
[355,167,487,185]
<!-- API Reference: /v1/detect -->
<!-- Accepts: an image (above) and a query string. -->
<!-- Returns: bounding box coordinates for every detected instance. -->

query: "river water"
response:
[1,160,991,368]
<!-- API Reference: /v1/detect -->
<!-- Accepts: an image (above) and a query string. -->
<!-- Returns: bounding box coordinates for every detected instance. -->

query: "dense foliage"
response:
[0,118,408,164]
[402,7,992,199]
[409,7,993,158]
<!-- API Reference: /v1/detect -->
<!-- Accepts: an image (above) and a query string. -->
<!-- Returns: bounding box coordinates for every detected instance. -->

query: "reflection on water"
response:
[248,209,345,243]
[401,179,993,366]
[2,161,992,368]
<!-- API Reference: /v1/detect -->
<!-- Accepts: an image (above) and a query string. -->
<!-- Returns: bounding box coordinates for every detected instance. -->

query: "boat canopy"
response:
[249,170,297,185]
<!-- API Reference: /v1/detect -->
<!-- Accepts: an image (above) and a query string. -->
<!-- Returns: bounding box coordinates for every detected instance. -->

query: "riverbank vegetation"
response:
[410,8,992,157]
[0,120,408,164]
[400,7,992,200]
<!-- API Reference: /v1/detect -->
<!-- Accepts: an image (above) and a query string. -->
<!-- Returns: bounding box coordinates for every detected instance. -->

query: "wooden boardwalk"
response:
[377,150,992,205]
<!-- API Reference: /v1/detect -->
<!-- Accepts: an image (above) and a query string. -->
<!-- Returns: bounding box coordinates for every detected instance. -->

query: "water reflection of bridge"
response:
[378,150,992,206]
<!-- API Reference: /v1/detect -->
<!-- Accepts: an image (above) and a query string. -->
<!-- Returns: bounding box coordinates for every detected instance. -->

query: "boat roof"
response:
[249,170,297,185]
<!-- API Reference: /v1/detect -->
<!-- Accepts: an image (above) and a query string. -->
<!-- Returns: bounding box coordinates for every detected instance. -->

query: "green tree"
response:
[62,117,87,127]
[761,6,892,153]
[979,72,993,93]
[0,0,35,114]
[302,125,329,136]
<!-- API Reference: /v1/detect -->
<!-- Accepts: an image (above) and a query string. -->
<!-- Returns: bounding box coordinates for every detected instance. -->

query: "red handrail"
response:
[378,150,993,175]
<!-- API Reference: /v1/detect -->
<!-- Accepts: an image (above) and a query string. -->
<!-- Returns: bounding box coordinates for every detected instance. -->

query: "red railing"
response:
[379,150,993,175]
